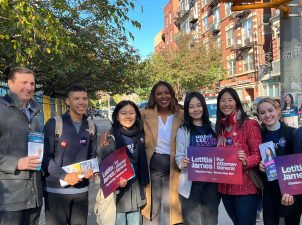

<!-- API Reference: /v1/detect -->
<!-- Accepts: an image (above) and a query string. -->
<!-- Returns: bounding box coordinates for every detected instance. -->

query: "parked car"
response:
[101,110,108,118]
[137,101,148,109]
[250,96,280,120]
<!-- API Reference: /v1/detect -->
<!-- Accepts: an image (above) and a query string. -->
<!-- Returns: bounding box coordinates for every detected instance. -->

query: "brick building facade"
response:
[155,0,286,101]
[192,0,272,101]
[154,0,180,53]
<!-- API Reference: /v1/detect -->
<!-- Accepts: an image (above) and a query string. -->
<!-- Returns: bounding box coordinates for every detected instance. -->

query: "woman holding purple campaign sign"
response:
[101,81,185,225]
[96,101,149,225]
[257,98,301,225]
[216,88,262,225]
[175,92,221,225]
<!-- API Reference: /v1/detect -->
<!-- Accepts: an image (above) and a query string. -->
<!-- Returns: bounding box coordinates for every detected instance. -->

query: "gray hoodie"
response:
[0,91,43,211]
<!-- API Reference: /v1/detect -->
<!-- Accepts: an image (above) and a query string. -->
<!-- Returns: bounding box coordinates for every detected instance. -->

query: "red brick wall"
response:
[197,2,271,97]
[164,0,179,49]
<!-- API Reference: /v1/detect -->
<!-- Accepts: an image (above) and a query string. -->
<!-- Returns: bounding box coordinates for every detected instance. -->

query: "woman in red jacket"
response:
[216,88,262,225]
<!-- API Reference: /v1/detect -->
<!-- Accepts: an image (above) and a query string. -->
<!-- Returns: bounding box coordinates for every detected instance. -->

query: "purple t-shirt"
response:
[190,126,217,147]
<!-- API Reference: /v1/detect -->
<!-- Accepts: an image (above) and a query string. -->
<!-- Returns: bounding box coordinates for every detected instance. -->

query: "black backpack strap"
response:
[54,116,63,156]
[87,121,96,159]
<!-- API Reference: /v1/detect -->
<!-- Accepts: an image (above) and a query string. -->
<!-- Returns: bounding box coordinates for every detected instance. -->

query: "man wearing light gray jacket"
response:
[0,67,43,225]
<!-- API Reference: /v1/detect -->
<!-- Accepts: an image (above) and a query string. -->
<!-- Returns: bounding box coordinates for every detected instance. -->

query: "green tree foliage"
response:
[112,94,123,104]
[139,33,226,99]
[0,0,145,96]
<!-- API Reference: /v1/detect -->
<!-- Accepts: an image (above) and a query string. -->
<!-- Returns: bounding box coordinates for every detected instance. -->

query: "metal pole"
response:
[280,0,301,130]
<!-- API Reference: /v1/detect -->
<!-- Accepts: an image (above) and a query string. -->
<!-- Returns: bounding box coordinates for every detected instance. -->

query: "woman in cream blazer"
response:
[140,81,184,225]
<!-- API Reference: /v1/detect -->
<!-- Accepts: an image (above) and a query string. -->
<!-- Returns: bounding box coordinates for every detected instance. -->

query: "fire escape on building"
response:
[207,0,222,36]
[214,8,273,91]
[174,0,199,42]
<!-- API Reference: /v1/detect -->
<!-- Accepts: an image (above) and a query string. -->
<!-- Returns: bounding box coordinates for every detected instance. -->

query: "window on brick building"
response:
[170,12,172,24]
[202,0,207,7]
[213,8,220,28]
[215,36,221,47]
[195,24,199,33]
[185,0,189,10]
[203,17,208,33]
[226,28,235,47]
[166,16,168,28]
[263,82,280,97]
[243,19,253,44]
[243,53,254,71]
[181,23,186,33]
[180,0,184,10]
[228,60,236,75]
[181,21,190,34]
[236,89,243,100]
[225,3,232,17]
[170,30,172,42]
[194,1,198,15]
[167,33,169,45]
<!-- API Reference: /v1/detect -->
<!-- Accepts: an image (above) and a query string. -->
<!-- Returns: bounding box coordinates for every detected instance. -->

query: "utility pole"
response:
[280,0,302,128]
[228,0,301,129]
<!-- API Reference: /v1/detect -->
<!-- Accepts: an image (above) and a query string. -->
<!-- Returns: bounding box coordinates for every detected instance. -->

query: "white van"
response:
[206,98,217,124]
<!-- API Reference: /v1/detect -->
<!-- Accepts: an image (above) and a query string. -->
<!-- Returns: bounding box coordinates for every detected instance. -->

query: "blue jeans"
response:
[257,199,263,213]
[179,182,221,225]
[116,211,140,225]
[221,194,258,225]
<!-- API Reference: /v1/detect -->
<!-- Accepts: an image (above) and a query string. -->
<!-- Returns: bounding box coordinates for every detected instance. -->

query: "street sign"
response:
[283,52,292,58]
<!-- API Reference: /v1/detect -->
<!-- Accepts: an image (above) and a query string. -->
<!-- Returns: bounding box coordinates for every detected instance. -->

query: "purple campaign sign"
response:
[274,153,302,195]
[187,147,242,184]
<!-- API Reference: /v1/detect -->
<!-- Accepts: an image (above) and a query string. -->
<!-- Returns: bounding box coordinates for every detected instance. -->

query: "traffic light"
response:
[214,0,291,18]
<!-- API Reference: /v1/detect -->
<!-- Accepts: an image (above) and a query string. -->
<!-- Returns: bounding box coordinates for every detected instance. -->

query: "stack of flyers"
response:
[128,164,136,181]
[28,132,44,171]
[259,141,278,181]
[60,158,99,187]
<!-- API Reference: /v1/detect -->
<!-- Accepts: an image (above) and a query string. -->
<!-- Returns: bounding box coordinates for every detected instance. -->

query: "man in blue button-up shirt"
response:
[0,67,43,225]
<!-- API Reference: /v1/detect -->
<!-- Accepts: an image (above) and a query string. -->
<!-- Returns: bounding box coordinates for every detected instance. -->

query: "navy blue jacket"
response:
[42,111,97,189]
[293,126,302,154]
[261,123,301,217]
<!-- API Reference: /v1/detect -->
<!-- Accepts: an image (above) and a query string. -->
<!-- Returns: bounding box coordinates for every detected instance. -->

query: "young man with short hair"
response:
[42,84,98,225]
[0,67,43,225]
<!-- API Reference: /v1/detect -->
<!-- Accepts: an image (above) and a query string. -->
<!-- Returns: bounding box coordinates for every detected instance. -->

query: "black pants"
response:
[263,190,301,225]
[179,182,221,225]
[44,191,88,225]
[0,206,42,225]
[143,153,171,225]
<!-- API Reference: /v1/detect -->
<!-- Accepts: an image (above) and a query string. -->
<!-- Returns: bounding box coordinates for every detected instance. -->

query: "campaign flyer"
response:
[187,147,242,185]
[28,131,44,171]
[281,92,298,118]
[259,141,278,181]
[99,146,135,198]
[274,153,302,195]
[60,158,99,187]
